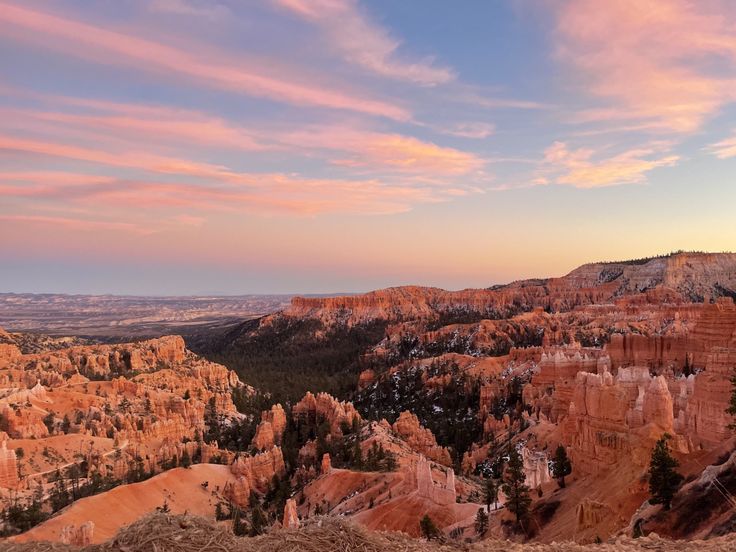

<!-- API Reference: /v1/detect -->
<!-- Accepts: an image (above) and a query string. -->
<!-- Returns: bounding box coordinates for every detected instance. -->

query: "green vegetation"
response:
[483,477,499,511]
[552,445,572,488]
[198,317,387,404]
[727,367,736,429]
[475,507,489,535]
[648,434,683,510]
[419,514,441,540]
[502,447,531,530]
[354,361,482,467]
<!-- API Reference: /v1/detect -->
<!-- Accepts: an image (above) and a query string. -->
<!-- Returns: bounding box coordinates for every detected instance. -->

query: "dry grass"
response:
[2,514,736,552]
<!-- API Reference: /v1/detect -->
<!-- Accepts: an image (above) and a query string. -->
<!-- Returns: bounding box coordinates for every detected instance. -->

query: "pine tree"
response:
[232,508,247,536]
[474,507,489,536]
[419,514,440,540]
[352,437,363,469]
[180,449,192,468]
[50,470,70,512]
[502,447,531,529]
[552,444,572,488]
[648,434,683,510]
[483,477,498,511]
[728,368,736,429]
[249,506,267,536]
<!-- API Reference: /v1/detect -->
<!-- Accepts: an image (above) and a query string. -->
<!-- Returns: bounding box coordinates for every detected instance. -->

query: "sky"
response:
[1,0,735,295]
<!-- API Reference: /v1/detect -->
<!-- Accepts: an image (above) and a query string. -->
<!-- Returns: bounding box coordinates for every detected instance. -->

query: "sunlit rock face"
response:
[391,411,451,466]
[293,391,361,437]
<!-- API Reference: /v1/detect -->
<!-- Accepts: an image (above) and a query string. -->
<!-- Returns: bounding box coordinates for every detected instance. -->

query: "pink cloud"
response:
[0,164,472,218]
[0,215,152,235]
[274,0,453,86]
[280,127,485,176]
[540,141,679,188]
[551,0,736,132]
[0,104,267,152]
[707,132,736,159]
[0,135,245,182]
[0,2,408,120]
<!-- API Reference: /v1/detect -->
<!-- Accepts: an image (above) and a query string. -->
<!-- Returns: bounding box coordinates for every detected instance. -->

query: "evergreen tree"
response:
[204,397,221,443]
[474,507,489,536]
[180,449,192,468]
[648,434,683,510]
[419,514,440,540]
[15,448,24,479]
[61,414,71,434]
[728,367,736,429]
[483,477,498,511]
[42,413,55,434]
[50,470,70,512]
[232,508,247,536]
[352,437,363,469]
[249,506,267,536]
[552,445,572,488]
[502,447,531,529]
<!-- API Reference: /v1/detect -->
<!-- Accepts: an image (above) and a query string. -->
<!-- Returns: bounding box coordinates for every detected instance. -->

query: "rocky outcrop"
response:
[411,456,455,506]
[230,447,286,494]
[293,392,361,437]
[60,522,94,546]
[0,344,21,368]
[1,404,49,439]
[642,376,675,433]
[521,446,552,488]
[283,498,299,528]
[0,439,18,488]
[224,476,251,509]
[391,411,451,466]
[320,453,331,474]
[252,404,287,450]
[285,253,736,327]
[563,368,686,473]
[252,421,275,451]
[530,347,611,421]
[684,347,736,445]
[576,499,612,531]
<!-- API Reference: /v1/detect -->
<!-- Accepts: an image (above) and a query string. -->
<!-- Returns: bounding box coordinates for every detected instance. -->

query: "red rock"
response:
[391,411,451,466]
[293,392,361,437]
[358,369,376,389]
[252,404,287,450]
[224,476,251,508]
[60,522,94,546]
[283,498,299,528]
[321,453,331,474]
[411,455,455,506]
[230,447,286,494]
[0,439,18,488]
[252,421,275,451]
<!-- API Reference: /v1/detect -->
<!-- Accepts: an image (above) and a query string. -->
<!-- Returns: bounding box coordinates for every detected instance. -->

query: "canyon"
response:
[2,251,736,546]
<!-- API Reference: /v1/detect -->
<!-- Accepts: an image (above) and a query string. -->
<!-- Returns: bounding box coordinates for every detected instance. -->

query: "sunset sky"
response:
[1,0,735,294]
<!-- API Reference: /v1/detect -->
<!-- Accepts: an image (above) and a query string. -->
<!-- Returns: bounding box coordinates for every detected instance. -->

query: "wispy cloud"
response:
[550,0,736,133]
[707,132,736,159]
[279,126,486,176]
[539,141,679,188]
[273,0,454,86]
[0,214,153,235]
[0,2,409,120]
[0,171,470,218]
[436,122,495,139]
[0,134,246,182]
[0,103,267,152]
[148,0,230,20]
